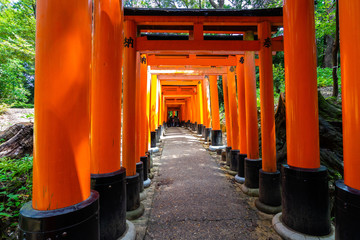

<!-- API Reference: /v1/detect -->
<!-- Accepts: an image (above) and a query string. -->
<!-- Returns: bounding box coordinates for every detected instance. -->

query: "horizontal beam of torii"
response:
[151,66,227,75]
[163,95,195,98]
[148,55,261,66]
[160,80,200,86]
[136,37,283,54]
[162,86,197,95]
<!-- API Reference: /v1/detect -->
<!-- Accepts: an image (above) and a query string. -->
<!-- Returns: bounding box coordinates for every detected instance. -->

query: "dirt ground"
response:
[0,108,34,132]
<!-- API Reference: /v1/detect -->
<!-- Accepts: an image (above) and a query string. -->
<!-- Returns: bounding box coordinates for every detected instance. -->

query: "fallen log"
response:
[0,122,33,159]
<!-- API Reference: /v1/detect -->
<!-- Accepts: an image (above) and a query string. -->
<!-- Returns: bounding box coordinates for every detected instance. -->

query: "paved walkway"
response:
[144,127,280,240]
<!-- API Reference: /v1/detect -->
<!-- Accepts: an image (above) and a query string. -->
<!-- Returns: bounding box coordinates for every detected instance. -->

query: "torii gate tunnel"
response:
[17,1,360,240]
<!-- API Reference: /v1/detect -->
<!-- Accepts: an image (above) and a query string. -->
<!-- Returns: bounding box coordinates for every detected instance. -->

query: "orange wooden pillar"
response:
[139,54,151,187]
[140,54,148,156]
[258,22,276,173]
[90,1,126,238]
[209,75,223,148]
[256,21,281,211]
[209,75,221,131]
[222,75,232,148]
[191,95,196,130]
[194,90,199,127]
[155,79,160,142]
[227,67,240,171]
[146,70,151,151]
[163,97,166,127]
[244,32,259,160]
[19,1,99,238]
[236,55,248,181]
[202,77,211,142]
[135,53,141,162]
[222,74,233,165]
[134,53,146,193]
[123,20,142,214]
[150,75,158,148]
[203,77,211,128]
[157,80,162,134]
[197,81,204,134]
[243,31,262,190]
[275,0,331,236]
[91,0,122,175]
[335,2,360,238]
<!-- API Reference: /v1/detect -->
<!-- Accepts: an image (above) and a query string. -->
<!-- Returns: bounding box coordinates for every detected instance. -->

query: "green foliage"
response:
[10,101,33,108]
[0,0,35,105]
[315,0,336,40]
[273,63,285,94]
[21,113,34,123]
[0,103,8,115]
[124,0,282,9]
[217,75,224,109]
[0,155,33,238]
[315,0,336,66]
[317,67,341,87]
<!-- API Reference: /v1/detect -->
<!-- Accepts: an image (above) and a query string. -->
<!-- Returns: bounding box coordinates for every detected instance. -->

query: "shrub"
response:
[0,104,8,115]
[10,102,34,109]
[317,67,341,88]
[0,156,33,239]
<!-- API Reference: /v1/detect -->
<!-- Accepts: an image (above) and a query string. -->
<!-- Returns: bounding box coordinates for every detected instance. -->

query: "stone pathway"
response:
[143,127,281,240]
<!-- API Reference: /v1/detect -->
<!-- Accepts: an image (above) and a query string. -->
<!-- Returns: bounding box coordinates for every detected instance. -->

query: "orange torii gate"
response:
[18,2,360,240]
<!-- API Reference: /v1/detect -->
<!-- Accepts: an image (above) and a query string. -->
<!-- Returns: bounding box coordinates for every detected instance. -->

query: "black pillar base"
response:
[126,173,140,211]
[225,146,232,166]
[230,150,240,171]
[201,125,206,138]
[244,158,262,188]
[194,122,198,131]
[159,126,163,137]
[146,152,151,171]
[91,169,126,240]
[237,154,247,178]
[155,128,160,143]
[141,156,149,181]
[150,131,156,148]
[197,124,203,134]
[258,169,281,207]
[335,180,360,240]
[204,128,211,142]
[281,164,330,236]
[18,191,100,240]
[211,130,222,146]
[136,161,144,192]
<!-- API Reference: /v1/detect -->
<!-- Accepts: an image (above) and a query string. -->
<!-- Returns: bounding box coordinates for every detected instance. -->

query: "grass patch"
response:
[317,67,341,88]
[0,104,9,115]
[0,156,33,239]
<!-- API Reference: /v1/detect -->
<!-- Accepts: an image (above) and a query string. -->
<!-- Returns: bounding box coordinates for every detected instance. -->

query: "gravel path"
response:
[145,127,280,240]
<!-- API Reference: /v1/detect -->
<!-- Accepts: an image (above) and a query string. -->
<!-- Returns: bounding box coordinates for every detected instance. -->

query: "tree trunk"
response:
[209,0,224,9]
[0,122,33,159]
[332,0,340,98]
[274,92,343,181]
